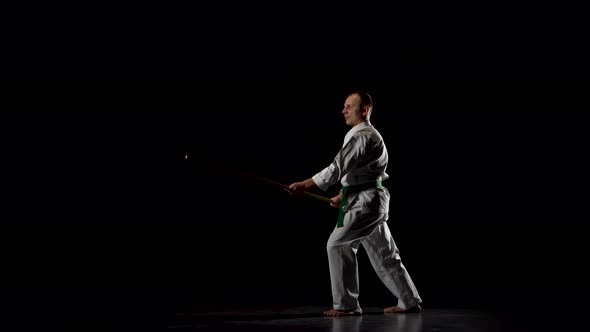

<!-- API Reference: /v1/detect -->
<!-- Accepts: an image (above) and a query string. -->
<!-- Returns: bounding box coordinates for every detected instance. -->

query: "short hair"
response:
[348,91,373,118]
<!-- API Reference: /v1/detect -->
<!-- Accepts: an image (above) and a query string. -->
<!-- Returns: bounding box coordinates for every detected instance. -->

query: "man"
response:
[287,91,422,316]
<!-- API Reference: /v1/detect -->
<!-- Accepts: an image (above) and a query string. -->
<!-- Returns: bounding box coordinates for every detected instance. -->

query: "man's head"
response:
[342,91,373,127]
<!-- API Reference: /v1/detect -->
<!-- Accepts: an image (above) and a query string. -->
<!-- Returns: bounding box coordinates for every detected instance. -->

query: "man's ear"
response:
[362,106,370,117]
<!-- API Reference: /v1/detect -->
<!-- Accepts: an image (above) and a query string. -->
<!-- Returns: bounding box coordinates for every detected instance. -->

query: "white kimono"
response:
[312,121,422,311]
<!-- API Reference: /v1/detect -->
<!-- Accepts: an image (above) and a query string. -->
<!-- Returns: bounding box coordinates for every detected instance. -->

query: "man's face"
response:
[342,94,367,127]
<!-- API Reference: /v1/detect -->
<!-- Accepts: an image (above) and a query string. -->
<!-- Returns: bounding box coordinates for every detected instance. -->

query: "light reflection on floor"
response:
[169,306,506,331]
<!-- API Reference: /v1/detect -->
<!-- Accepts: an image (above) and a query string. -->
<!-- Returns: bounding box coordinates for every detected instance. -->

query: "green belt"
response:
[336,179,383,228]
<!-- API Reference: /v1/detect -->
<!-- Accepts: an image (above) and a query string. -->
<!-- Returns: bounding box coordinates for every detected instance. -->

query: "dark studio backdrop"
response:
[2,78,589,328]
[2,3,590,328]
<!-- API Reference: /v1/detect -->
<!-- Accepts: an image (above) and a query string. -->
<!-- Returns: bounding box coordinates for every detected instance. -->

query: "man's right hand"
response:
[287,182,306,196]
[330,192,343,208]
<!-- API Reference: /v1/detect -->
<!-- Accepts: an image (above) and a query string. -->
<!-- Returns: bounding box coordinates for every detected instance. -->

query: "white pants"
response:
[327,209,422,310]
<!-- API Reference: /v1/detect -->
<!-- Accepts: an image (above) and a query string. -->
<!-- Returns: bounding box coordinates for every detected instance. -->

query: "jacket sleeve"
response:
[311,135,368,191]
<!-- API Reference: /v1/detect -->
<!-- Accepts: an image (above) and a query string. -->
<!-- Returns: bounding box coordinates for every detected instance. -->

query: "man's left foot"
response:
[384,304,422,313]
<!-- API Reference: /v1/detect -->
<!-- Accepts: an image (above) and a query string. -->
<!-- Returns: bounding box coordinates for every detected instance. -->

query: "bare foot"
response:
[323,308,362,316]
[384,304,422,313]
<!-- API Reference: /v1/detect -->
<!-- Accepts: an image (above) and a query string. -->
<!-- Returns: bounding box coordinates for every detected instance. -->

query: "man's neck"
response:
[351,119,369,128]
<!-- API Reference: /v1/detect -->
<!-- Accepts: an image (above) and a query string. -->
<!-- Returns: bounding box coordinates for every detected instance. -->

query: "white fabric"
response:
[312,121,389,189]
[327,211,422,310]
[312,121,390,214]
[312,121,422,310]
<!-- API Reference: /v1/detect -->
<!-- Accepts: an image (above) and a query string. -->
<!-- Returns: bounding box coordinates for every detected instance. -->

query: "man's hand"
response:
[330,192,343,208]
[286,178,319,197]
[287,181,307,196]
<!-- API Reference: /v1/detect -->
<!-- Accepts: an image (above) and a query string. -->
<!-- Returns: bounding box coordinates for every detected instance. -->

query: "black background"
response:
[1,3,589,329]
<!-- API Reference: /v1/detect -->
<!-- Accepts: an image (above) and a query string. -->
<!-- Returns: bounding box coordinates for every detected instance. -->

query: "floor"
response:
[158,306,534,332]
[2,295,585,331]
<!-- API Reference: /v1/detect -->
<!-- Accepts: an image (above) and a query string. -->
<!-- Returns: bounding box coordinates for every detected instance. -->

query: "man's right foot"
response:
[383,304,422,313]
[323,308,363,316]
